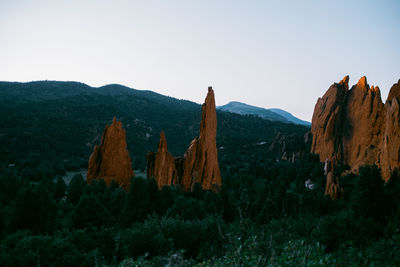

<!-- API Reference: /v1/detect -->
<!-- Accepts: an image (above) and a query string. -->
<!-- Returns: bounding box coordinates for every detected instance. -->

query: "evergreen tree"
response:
[146,178,162,215]
[67,174,84,205]
[121,178,149,225]
[11,185,55,233]
[53,176,66,200]
[160,185,175,212]
[72,194,107,228]
[351,165,388,224]
[191,183,205,200]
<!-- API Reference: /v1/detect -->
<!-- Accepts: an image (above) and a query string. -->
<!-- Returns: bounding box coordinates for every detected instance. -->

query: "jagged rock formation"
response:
[147,87,222,191]
[382,80,400,180]
[311,76,400,197]
[87,117,134,189]
[146,132,178,188]
[325,171,341,200]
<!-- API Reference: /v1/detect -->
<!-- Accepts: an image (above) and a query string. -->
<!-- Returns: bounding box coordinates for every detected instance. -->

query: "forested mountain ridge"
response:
[0,80,308,176]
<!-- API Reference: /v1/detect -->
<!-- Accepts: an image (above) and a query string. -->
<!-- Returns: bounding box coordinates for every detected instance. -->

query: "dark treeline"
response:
[1,151,400,265]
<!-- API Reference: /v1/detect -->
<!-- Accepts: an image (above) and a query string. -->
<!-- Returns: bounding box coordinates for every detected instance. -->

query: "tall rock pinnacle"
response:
[311,76,400,198]
[147,87,222,191]
[87,117,134,189]
[182,87,222,191]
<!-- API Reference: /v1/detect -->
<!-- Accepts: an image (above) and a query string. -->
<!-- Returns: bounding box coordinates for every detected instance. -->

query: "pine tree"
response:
[67,174,84,205]
[53,176,66,200]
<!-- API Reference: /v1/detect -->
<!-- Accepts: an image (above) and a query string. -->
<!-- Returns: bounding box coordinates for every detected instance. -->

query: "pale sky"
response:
[1,0,399,121]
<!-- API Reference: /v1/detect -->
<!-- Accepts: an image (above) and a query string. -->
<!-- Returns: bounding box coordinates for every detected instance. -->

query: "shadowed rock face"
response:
[323,159,342,200]
[326,171,341,200]
[147,87,222,191]
[382,80,400,179]
[311,77,400,198]
[87,117,134,190]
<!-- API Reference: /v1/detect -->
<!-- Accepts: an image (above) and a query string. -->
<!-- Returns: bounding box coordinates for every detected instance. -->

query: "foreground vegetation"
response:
[1,154,400,266]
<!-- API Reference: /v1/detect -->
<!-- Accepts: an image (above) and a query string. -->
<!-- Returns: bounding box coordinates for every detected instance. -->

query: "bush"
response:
[121,221,171,259]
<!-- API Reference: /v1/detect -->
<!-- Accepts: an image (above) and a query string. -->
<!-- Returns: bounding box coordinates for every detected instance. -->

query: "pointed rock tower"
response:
[147,87,222,191]
[181,87,222,191]
[87,117,134,189]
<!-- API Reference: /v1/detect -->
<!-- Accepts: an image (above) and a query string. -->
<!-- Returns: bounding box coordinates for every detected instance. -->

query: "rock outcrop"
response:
[324,159,342,200]
[325,171,341,200]
[311,76,400,197]
[87,117,134,189]
[147,87,222,191]
[147,132,178,188]
[381,79,400,179]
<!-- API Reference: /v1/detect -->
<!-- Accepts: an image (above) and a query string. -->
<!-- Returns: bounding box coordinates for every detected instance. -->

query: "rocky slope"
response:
[311,76,400,198]
[147,87,222,191]
[87,117,134,189]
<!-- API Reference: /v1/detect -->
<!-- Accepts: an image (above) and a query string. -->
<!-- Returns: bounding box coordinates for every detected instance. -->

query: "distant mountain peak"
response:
[217,101,310,126]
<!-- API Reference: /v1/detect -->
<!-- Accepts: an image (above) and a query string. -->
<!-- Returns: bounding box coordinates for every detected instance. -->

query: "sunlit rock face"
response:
[311,77,400,198]
[147,87,222,191]
[311,75,350,166]
[87,117,134,190]
[147,131,178,188]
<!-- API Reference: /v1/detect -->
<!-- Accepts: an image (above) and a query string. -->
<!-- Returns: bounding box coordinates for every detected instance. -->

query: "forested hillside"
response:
[1,81,400,266]
[0,81,307,175]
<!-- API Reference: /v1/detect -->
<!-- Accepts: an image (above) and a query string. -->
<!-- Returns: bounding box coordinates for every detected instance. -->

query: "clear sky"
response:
[1,0,399,121]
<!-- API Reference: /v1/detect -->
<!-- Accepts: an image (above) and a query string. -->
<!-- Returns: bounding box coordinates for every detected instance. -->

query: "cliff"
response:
[311,76,400,198]
[87,117,134,189]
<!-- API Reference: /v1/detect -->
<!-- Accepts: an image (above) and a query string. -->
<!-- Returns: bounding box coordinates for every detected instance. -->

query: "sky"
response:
[0,0,399,121]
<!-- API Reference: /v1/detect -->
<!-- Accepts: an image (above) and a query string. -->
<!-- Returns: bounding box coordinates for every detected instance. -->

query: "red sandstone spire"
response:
[87,117,134,190]
[147,87,222,191]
